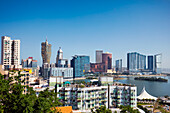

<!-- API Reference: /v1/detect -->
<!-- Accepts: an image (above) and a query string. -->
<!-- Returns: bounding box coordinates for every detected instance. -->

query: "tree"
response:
[91,106,112,113]
[33,88,62,113]
[137,105,150,113]
[120,105,140,113]
[0,72,36,113]
[0,72,61,113]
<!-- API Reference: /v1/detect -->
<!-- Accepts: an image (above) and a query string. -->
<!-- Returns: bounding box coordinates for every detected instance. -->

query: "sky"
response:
[0,0,170,68]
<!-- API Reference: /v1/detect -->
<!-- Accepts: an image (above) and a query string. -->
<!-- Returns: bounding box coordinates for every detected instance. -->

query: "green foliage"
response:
[91,106,112,113]
[0,72,62,113]
[137,105,150,113]
[137,102,152,105]
[164,95,169,98]
[74,80,87,85]
[79,84,85,88]
[120,105,140,113]
[134,77,168,82]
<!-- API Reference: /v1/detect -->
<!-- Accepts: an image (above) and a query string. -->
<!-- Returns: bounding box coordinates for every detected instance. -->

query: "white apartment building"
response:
[1,36,20,69]
[1,36,11,66]
[58,84,137,110]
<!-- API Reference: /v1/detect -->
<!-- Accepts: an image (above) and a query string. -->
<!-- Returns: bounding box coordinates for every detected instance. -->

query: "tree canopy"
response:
[120,105,140,113]
[91,106,112,113]
[0,72,62,113]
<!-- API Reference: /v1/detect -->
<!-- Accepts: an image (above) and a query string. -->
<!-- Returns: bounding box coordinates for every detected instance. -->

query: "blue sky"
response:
[0,0,170,68]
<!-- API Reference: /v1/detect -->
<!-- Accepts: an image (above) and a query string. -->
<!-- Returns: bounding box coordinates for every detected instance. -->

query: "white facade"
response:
[43,67,73,79]
[49,76,63,87]
[1,36,12,66]
[50,67,73,78]
[58,84,137,110]
[1,36,21,69]
[99,76,114,85]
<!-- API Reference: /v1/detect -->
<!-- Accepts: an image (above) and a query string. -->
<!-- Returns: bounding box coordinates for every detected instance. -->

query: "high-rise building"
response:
[1,36,11,66]
[41,39,51,64]
[71,55,90,78]
[127,52,146,72]
[96,50,103,63]
[56,47,68,67]
[115,59,122,73]
[22,57,37,68]
[154,54,162,74]
[148,56,154,71]
[102,52,112,72]
[1,36,20,69]
[56,47,63,63]
[11,40,20,66]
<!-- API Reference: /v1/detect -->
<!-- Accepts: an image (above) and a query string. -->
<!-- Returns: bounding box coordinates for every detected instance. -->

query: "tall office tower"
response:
[22,57,37,68]
[96,50,103,63]
[102,52,112,72]
[1,36,20,69]
[115,59,122,73]
[41,39,51,64]
[56,47,68,67]
[154,54,162,74]
[11,40,20,66]
[71,55,90,78]
[148,56,154,71]
[56,47,63,63]
[138,54,146,70]
[127,52,146,72]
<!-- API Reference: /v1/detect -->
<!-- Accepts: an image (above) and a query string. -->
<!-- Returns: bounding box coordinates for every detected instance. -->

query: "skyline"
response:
[0,0,170,68]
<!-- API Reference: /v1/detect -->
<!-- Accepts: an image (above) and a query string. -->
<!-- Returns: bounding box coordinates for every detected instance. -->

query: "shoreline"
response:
[117,74,167,77]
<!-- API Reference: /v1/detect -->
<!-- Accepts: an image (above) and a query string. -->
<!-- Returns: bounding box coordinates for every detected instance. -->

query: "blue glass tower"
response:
[115,59,122,73]
[148,56,154,71]
[127,52,146,72]
[71,55,90,78]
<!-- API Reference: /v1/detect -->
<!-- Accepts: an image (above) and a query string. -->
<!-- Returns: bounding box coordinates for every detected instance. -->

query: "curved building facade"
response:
[41,39,51,64]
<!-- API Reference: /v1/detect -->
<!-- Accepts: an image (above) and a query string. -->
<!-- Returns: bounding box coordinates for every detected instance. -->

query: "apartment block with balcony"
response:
[58,84,137,110]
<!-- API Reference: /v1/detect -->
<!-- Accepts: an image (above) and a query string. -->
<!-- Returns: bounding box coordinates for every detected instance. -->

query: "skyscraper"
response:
[71,55,90,78]
[41,39,51,64]
[115,59,122,73]
[1,36,20,69]
[102,52,112,72]
[148,56,154,71]
[127,52,146,72]
[1,36,11,66]
[96,50,103,63]
[56,47,68,67]
[11,40,20,66]
[154,54,162,74]
[56,47,63,63]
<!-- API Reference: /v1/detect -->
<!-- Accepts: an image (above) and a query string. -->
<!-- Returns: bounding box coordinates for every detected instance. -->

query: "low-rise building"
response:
[8,70,31,94]
[42,67,73,79]
[22,57,37,68]
[99,76,114,85]
[58,83,137,110]
[49,76,63,87]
